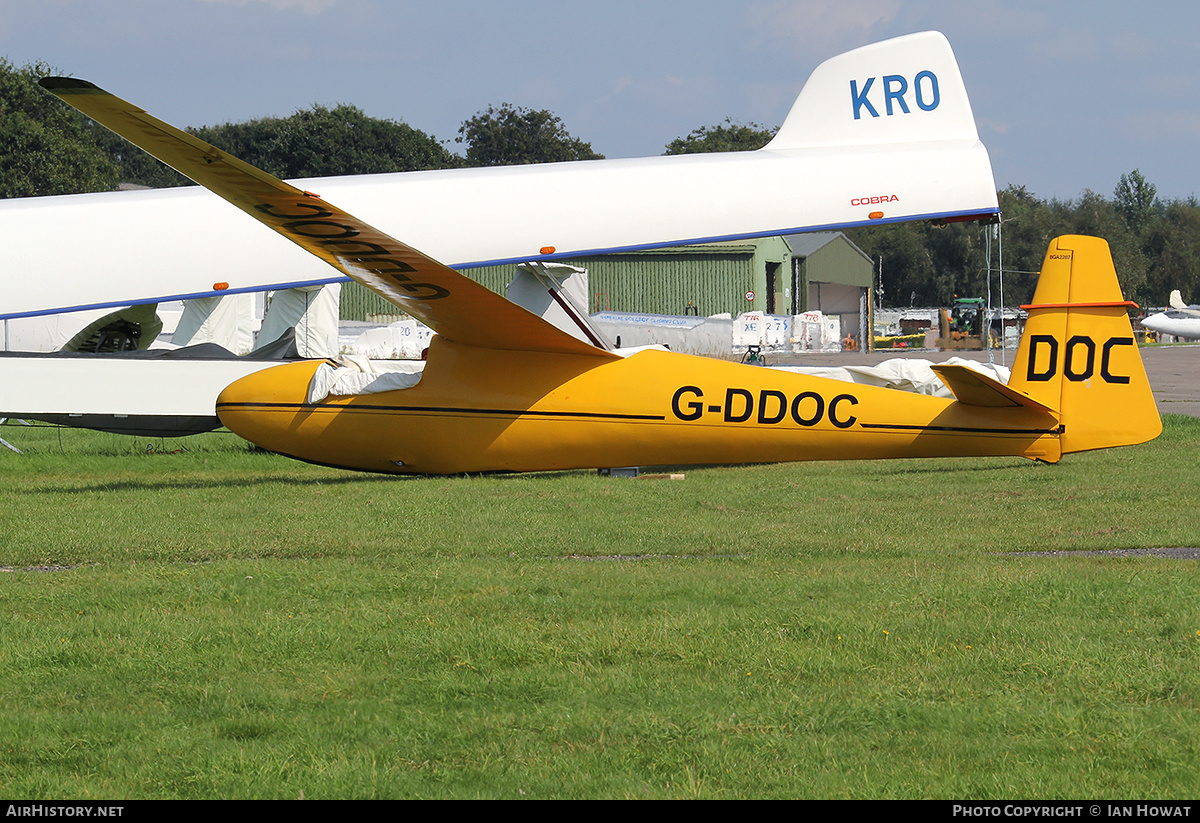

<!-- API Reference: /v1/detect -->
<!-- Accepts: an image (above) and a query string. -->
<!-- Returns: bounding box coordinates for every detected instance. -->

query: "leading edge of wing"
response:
[39,77,615,360]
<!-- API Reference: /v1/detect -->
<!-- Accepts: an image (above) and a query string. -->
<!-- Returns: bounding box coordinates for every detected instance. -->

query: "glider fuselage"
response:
[216,342,1063,474]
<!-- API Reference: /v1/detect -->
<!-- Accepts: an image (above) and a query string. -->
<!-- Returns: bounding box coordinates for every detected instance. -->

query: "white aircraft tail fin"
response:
[767,31,982,151]
[1169,289,1187,310]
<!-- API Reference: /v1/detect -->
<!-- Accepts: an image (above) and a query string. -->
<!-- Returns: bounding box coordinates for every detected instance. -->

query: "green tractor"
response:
[937,297,988,350]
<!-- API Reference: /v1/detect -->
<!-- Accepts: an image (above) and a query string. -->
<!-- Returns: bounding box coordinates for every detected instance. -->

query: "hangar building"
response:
[340,230,874,334]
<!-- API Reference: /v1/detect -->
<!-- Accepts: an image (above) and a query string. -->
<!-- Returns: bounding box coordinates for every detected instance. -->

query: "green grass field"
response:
[2,417,1199,799]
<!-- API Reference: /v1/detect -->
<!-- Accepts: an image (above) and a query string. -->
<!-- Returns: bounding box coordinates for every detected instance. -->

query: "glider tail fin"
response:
[1007,235,1161,456]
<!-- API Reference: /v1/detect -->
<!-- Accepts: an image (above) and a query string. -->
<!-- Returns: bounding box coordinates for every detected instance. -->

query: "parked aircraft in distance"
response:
[1142,290,1200,340]
[39,35,1161,475]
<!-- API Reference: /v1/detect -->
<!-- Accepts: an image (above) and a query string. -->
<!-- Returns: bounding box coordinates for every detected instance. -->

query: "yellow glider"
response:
[42,79,1161,475]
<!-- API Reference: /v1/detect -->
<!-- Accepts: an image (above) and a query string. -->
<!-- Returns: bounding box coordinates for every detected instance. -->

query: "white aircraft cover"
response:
[172,293,255,354]
[773,357,1012,398]
[256,283,341,358]
[505,262,612,349]
[306,356,425,403]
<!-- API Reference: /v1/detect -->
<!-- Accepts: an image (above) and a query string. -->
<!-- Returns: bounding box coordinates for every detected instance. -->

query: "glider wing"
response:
[39,77,615,359]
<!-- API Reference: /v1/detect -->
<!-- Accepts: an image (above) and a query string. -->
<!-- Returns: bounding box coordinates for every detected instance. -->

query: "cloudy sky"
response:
[2,0,1198,202]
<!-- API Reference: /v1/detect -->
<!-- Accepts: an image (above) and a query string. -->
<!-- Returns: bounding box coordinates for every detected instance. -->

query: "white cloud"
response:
[744,0,903,50]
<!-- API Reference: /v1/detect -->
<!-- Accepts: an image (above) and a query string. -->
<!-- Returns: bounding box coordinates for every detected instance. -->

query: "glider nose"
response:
[217,359,418,474]
[217,360,324,455]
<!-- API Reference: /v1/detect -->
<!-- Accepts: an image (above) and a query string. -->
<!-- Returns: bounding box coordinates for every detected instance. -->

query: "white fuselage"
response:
[0,141,996,321]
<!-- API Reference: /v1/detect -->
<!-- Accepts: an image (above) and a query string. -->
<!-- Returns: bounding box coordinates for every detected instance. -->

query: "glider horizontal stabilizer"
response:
[931,364,1055,412]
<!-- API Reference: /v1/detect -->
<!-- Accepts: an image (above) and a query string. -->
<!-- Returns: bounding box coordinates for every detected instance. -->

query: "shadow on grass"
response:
[19,467,613,494]
[20,473,404,495]
[16,457,1047,495]
[859,459,1042,477]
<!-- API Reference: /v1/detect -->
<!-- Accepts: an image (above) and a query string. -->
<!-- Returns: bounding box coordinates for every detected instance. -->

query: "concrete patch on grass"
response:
[1002,548,1200,559]
[567,553,749,561]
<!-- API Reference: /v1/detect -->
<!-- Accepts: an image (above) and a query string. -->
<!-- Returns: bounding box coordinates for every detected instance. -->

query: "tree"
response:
[191,104,460,180]
[1144,199,1200,304]
[663,119,777,154]
[1114,169,1160,236]
[0,58,120,197]
[848,222,935,306]
[1068,188,1149,300]
[993,185,1070,304]
[89,125,193,189]
[2,59,459,193]
[456,103,603,167]
[993,185,1154,303]
[846,218,998,308]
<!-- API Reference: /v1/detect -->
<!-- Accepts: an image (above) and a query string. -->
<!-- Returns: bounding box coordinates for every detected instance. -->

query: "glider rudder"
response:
[1007,235,1161,455]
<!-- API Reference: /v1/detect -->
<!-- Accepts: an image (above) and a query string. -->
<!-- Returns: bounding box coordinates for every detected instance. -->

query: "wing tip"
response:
[38,76,102,94]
